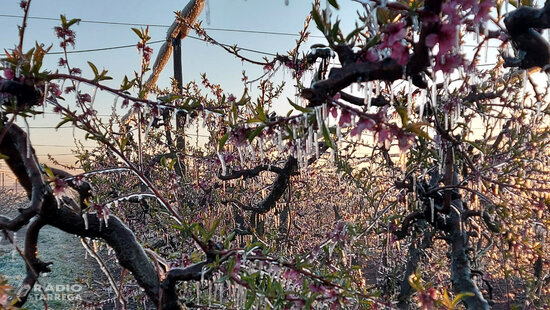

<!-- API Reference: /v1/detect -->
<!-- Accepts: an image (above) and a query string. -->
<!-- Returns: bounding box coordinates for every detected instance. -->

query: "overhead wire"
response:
[0,14,324,38]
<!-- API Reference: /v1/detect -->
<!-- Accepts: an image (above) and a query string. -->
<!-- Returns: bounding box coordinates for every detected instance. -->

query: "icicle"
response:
[277,130,283,152]
[74,81,81,101]
[83,213,89,230]
[366,82,373,109]
[208,281,212,306]
[315,106,323,139]
[536,101,541,120]
[375,80,380,97]
[483,25,489,63]
[258,138,265,162]
[248,144,256,161]
[90,86,98,108]
[430,198,435,223]
[196,282,200,304]
[431,80,437,111]
[520,70,527,109]
[104,210,109,227]
[24,119,31,159]
[113,95,119,107]
[407,77,413,115]
[307,126,313,157]
[296,139,302,170]
[144,116,155,140]
[42,81,49,108]
[238,146,245,166]
[505,0,509,14]
[314,131,320,158]
[389,83,394,106]
[11,233,17,259]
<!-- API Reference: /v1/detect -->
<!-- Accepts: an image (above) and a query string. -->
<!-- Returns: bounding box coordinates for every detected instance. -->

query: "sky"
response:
[0,0,365,182]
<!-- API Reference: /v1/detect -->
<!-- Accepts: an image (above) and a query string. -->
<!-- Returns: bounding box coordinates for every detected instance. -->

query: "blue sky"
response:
[0,0,361,174]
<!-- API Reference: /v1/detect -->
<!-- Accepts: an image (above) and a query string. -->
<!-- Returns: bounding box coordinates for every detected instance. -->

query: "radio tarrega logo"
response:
[27,283,83,301]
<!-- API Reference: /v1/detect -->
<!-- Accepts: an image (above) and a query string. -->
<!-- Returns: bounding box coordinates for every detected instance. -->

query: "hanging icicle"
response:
[237,146,245,167]
[83,213,89,230]
[366,82,373,109]
[42,81,49,109]
[520,70,527,109]
[144,116,155,140]
[24,119,31,159]
[431,78,437,111]
[407,77,413,115]
[90,86,98,108]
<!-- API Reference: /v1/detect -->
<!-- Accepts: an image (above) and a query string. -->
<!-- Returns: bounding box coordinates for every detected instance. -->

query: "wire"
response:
[45,40,164,55]
[0,35,277,57]
[33,144,95,148]
[0,14,323,38]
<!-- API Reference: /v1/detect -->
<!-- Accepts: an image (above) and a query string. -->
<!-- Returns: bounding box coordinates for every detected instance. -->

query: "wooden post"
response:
[173,37,186,174]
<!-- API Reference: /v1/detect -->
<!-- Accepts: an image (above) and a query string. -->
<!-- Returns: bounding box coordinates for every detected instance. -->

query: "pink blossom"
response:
[79,93,92,103]
[474,0,495,23]
[457,0,476,10]
[435,53,463,73]
[397,133,415,152]
[49,83,62,97]
[351,118,375,136]
[227,94,236,102]
[377,127,392,149]
[390,43,409,65]
[329,106,338,118]
[69,67,82,75]
[231,127,247,147]
[441,1,461,23]
[231,255,241,277]
[53,178,68,196]
[338,110,352,126]
[384,22,407,46]
[365,49,379,62]
[3,68,14,80]
[426,23,457,55]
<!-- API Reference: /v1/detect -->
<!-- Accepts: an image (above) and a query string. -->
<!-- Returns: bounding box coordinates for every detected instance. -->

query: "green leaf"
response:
[257,104,266,122]
[247,126,265,142]
[87,61,99,77]
[66,18,81,28]
[345,26,365,43]
[0,153,8,160]
[56,116,72,129]
[396,106,408,126]
[405,122,431,141]
[452,292,475,307]
[43,165,54,179]
[321,122,335,149]
[218,131,230,152]
[168,158,177,170]
[311,5,325,34]
[244,291,256,310]
[327,0,339,9]
[131,28,143,40]
[288,98,312,113]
